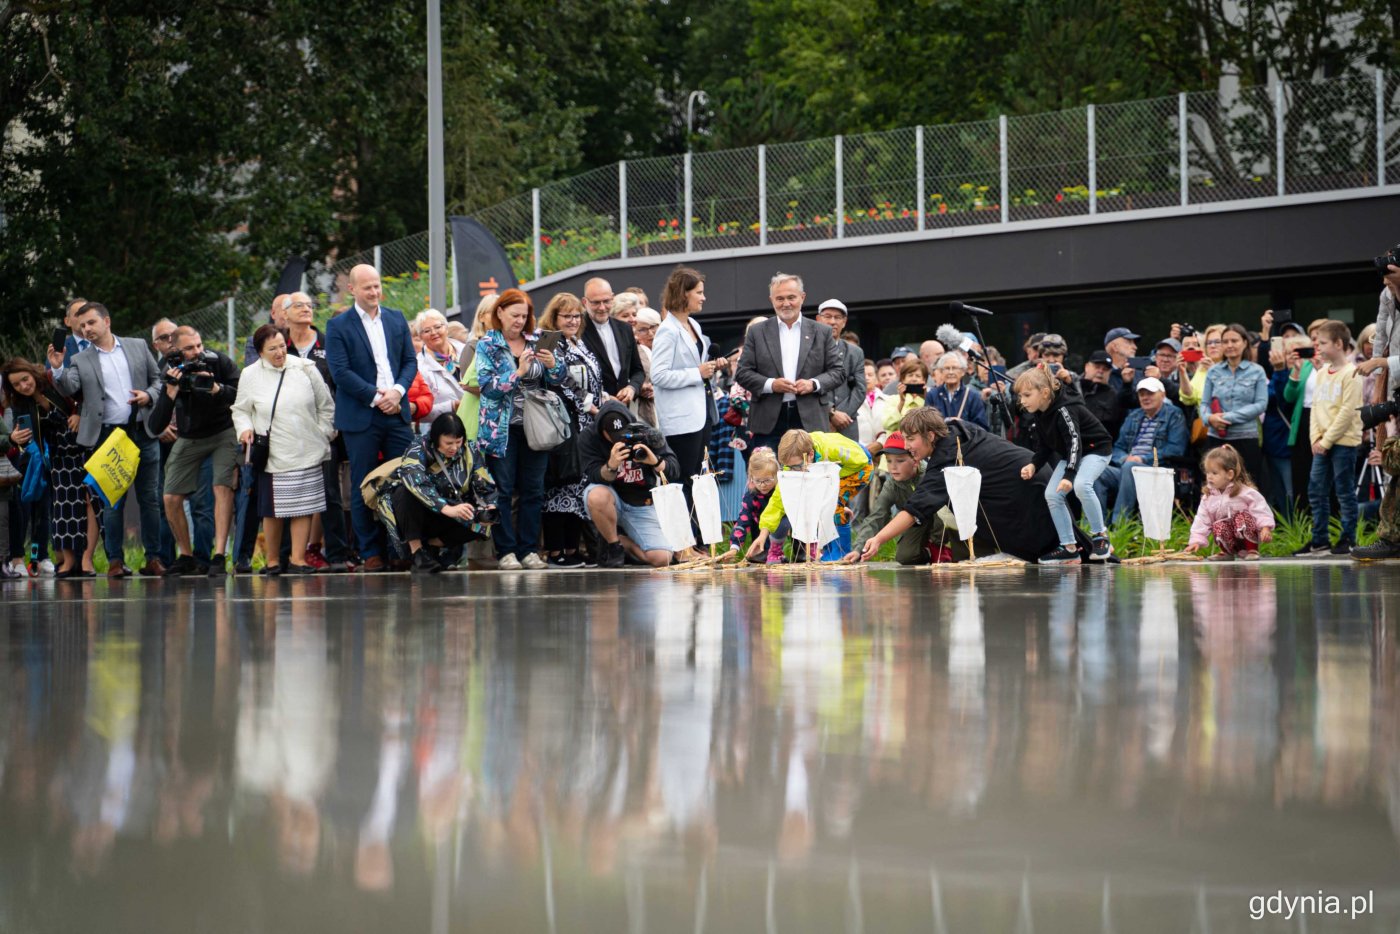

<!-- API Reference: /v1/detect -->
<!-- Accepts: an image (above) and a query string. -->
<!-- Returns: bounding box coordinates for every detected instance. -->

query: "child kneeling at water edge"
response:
[1184,444,1275,560]
[758,430,873,562]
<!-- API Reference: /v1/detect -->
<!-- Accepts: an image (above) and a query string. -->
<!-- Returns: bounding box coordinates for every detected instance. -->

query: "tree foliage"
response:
[1,0,1395,344]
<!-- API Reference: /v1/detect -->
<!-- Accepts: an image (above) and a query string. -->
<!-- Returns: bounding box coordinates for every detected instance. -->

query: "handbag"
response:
[248,370,287,472]
[83,427,141,508]
[19,409,50,504]
[522,386,572,451]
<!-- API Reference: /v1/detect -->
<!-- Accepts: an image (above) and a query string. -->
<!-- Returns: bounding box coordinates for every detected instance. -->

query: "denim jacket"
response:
[1110,403,1187,465]
[475,329,567,458]
[1199,360,1267,441]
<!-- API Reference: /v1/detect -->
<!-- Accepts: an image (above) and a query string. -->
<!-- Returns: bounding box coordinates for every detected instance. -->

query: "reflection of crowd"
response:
[1,568,1398,918]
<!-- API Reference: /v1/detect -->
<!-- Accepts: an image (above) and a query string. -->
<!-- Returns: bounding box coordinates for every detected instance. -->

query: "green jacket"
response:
[1280,361,1314,446]
[853,473,920,550]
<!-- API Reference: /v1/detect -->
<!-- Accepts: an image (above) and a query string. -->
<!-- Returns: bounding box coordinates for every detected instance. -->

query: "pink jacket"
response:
[1189,485,1275,546]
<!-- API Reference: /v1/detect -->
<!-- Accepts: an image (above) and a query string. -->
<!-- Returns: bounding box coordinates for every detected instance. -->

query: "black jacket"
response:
[287,327,336,393]
[1026,389,1113,478]
[582,317,646,399]
[903,421,1064,561]
[581,400,680,507]
[147,350,240,439]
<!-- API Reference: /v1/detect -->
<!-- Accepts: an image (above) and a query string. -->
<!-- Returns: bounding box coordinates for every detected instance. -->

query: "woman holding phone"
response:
[1200,323,1269,485]
[476,289,567,569]
[2,357,91,577]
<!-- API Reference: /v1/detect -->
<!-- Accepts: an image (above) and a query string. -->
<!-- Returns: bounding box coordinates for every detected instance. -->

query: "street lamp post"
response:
[686,90,708,148]
[427,0,447,312]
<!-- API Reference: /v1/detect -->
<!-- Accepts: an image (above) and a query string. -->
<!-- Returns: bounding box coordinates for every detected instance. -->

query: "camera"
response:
[1375,244,1400,274]
[621,430,651,461]
[1178,323,1196,338]
[1361,387,1400,431]
[163,351,216,392]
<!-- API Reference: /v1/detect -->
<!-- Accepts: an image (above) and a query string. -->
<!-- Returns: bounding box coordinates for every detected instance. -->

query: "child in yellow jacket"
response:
[1299,320,1363,554]
[757,429,873,562]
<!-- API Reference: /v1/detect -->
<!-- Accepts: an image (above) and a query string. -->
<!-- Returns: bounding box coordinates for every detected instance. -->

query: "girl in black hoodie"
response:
[1014,366,1115,563]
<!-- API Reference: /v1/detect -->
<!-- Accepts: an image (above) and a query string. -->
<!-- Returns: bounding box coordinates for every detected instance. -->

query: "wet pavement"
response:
[2,564,1400,933]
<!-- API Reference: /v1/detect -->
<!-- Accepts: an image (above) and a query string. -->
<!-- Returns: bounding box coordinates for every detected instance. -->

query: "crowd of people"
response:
[3,260,1399,574]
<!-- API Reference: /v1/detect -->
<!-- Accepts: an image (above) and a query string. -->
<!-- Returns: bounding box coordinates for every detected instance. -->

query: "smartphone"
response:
[1181,348,1204,363]
[51,328,69,354]
[1047,363,1062,375]
[904,383,926,396]
[1127,356,1153,371]
[1273,307,1293,328]
[15,415,32,433]
[1297,346,1315,359]
[534,330,563,355]
[1270,336,1284,356]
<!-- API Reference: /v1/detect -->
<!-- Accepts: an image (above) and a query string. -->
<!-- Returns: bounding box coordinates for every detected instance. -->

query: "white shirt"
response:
[593,316,622,378]
[763,317,821,401]
[95,338,135,425]
[355,304,405,401]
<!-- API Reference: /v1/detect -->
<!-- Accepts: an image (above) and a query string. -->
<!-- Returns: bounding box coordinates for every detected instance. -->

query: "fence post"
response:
[1179,93,1189,206]
[1379,70,1387,188]
[532,188,541,282]
[373,245,382,275]
[916,126,926,232]
[758,145,768,248]
[999,116,1009,224]
[1087,104,1097,215]
[835,135,844,240]
[619,161,629,259]
[684,152,693,254]
[1275,82,1286,197]
[226,297,235,354]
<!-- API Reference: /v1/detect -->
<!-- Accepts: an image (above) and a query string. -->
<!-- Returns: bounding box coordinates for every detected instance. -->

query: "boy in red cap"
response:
[852,432,931,562]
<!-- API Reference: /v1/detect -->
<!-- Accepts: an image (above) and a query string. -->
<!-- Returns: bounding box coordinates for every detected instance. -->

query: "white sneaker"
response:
[6,559,26,578]
[497,554,523,571]
[37,559,56,577]
[521,553,548,570]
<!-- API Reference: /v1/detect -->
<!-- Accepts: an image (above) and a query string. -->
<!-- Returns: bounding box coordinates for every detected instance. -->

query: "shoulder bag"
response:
[248,370,286,472]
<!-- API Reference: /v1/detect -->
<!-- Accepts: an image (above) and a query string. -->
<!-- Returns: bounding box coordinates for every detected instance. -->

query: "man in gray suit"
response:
[50,302,166,577]
[815,298,865,441]
[736,273,845,456]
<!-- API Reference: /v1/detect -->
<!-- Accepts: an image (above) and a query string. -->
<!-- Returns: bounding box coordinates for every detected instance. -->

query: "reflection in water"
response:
[3,566,1400,932]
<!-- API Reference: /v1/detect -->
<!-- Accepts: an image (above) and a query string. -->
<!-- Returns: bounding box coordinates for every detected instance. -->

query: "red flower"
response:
[670,218,679,228]
[867,208,877,217]
[938,203,948,214]
[541,235,552,245]
[1054,193,1064,203]
[901,209,910,217]
[657,219,666,228]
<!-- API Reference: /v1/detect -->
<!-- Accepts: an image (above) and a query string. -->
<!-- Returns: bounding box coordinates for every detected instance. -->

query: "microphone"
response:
[950,301,993,317]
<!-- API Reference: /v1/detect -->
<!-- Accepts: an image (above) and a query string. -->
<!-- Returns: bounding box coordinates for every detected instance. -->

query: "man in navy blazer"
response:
[326,264,418,569]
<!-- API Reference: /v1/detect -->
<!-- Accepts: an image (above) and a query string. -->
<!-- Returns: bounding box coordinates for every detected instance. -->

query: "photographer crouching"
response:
[1352,246,1400,560]
[582,401,681,568]
[147,326,241,574]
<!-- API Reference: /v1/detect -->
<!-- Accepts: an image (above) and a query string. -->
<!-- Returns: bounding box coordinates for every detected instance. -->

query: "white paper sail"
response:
[651,482,695,551]
[777,462,841,548]
[1131,466,1176,541]
[690,473,724,545]
[941,465,982,541]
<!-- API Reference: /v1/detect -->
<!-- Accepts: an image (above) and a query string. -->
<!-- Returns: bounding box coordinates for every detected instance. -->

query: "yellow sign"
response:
[84,428,141,507]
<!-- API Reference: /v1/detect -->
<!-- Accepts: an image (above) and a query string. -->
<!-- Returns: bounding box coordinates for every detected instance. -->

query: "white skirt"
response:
[268,465,326,518]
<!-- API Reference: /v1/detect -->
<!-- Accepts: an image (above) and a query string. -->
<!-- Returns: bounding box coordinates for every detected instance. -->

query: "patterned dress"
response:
[545,338,602,520]
[13,389,92,553]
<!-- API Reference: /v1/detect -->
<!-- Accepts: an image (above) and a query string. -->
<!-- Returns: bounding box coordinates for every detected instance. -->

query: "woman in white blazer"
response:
[414,309,467,430]
[650,267,730,505]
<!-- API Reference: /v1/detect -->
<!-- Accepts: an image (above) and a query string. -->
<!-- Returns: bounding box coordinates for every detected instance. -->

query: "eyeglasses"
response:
[153,333,176,343]
[1206,339,1223,346]
[559,314,583,322]
[420,325,447,334]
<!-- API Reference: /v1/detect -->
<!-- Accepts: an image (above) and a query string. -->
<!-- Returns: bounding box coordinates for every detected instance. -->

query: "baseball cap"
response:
[816,298,848,316]
[883,432,912,456]
[1086,349,1113,366]
[1104,327,1141,347]
[891,345,915,360]
[1155,337,1182,353]
[1037,333,1067,352]
[599,410,630,438]
[1137,376,1166,394]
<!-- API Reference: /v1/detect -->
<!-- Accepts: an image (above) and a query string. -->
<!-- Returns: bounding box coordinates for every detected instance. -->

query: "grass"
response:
[1102,506,1376,560]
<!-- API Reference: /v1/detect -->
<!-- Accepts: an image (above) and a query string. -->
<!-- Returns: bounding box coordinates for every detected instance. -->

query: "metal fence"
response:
[182,72,1399,348]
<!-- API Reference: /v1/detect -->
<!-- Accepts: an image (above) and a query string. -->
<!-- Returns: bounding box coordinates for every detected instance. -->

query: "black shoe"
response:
[1330,539,1354,556]
[1088,535,1114,562]
[285,563,318,575]
[411,550,442,574]
[1039,544,1080,565]
[207,554,228,576]
[1353,539,1400,560]
[1292,542,1330,557]
[261,564,283,576]
[599,540,625,569]
[234,562,253,575]
[167,555,200,576]
[550,552,585,569]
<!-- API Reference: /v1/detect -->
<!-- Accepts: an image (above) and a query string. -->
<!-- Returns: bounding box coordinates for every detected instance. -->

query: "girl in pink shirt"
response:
[1184,444,1275,560]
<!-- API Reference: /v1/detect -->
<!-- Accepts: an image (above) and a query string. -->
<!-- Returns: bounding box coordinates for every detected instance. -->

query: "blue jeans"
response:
[487,425,549,558]
[1093,462,1149,525]
[98,423,163,563]
[1046,454,1111,545]
[1265,455,1294,518]
[1308,444,1358,545]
